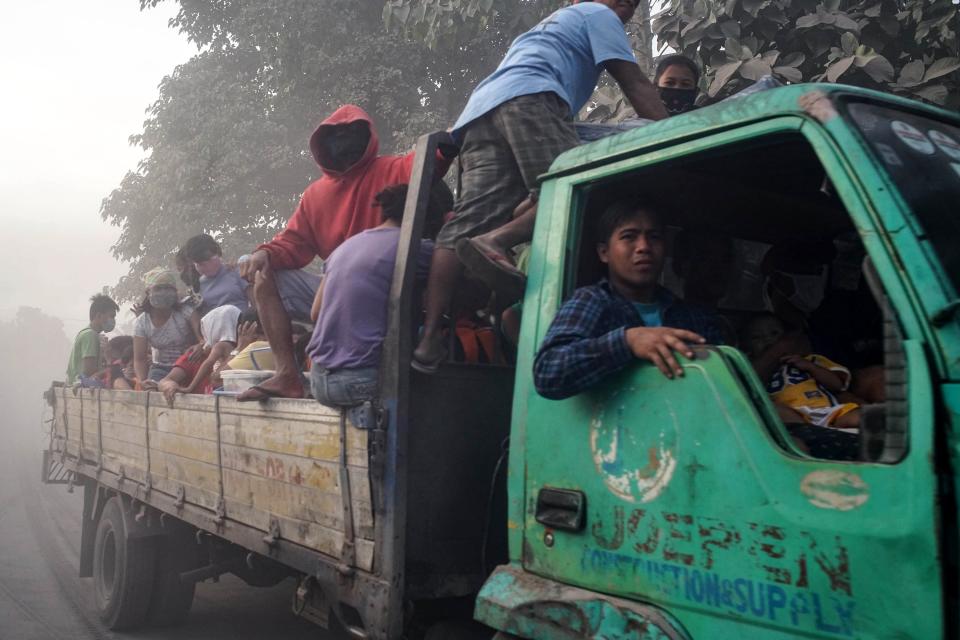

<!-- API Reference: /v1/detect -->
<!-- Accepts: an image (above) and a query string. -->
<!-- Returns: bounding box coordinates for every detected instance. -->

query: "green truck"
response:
[474,83,960,639]
[43,83,960,639]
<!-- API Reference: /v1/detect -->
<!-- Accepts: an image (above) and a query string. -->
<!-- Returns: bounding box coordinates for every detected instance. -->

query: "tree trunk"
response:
[632,1,655,79]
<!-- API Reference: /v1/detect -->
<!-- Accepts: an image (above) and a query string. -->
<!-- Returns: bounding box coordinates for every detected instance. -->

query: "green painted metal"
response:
[477,563,688,640]
[476,84,960,639]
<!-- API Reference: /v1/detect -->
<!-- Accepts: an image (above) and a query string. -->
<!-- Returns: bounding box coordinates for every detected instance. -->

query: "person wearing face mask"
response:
[66,293,119,386]
[654,54,701,116]
[133,268,202,384]
[235,105,456,400]
[183,233,322,322]
[748,242,841,390]
[183,234,250,315]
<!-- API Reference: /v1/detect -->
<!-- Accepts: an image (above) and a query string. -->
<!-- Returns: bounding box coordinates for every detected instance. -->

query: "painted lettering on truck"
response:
[586,506,854,636]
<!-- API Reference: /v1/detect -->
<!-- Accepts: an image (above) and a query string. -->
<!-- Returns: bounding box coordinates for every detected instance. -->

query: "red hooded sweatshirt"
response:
[258,105,452,268]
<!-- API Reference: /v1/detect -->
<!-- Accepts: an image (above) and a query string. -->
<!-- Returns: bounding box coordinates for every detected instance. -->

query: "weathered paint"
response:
[477,83,954,639]
[476,563,688,640]
[590,390,678,504]
[49,389,376,572]
[799,471,869,511]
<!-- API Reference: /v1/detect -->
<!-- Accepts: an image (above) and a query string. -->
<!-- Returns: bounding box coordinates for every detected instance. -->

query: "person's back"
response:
[305,184,442,407]
[67,326,101,386]
[453,3,636,134]
[308,227,418,371]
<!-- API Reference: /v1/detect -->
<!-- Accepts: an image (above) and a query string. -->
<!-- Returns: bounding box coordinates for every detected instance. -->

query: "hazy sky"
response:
[0,1,195,336]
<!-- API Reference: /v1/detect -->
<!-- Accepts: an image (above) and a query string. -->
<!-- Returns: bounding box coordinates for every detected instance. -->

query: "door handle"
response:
[535,488,586,532]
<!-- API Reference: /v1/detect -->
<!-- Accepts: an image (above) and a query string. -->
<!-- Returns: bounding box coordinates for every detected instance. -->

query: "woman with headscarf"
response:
[156,305,242,404]
[134,267,202,383]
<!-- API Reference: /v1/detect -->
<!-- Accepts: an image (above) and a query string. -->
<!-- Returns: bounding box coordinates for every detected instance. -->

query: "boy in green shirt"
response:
[66,294,119,385]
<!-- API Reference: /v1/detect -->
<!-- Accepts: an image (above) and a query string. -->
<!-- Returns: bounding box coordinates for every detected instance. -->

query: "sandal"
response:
[456,238,527,305]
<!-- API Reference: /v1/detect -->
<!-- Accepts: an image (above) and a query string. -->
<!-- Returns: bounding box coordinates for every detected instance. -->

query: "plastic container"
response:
[220,369,274,394]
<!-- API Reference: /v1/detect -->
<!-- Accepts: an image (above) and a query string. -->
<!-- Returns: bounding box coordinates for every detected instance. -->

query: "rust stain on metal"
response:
[799,90,839,123]
[591,505,624,550]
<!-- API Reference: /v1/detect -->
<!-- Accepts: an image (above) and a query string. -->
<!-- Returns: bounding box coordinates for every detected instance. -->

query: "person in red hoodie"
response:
[237,104,454,400]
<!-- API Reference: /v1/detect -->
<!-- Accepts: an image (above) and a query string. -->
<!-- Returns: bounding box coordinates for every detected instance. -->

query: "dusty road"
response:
[0,410,331,640]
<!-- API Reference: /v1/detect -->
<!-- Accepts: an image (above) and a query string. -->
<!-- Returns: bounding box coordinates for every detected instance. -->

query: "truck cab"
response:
[474,84,960,639]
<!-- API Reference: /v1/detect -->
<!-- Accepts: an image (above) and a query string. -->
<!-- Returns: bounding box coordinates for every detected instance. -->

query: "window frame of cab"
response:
[528,115,926,465]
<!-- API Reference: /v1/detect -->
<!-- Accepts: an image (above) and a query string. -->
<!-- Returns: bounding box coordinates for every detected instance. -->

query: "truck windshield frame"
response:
[843,101,960,297]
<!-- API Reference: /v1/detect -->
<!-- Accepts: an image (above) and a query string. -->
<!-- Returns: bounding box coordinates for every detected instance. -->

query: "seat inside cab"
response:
[571,132,904,463]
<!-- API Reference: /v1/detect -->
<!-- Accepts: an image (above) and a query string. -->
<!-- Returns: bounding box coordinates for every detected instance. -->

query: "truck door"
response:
[513,117,943,639]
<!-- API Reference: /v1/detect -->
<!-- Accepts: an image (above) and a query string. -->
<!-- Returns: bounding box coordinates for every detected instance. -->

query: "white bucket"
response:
[220,369,274,393]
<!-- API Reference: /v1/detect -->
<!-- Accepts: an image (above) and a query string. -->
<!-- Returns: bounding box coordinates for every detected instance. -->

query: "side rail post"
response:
[376,132,441,639]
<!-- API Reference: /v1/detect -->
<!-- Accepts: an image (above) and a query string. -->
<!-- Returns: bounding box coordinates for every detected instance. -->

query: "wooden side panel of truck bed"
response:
[55,387,375,572]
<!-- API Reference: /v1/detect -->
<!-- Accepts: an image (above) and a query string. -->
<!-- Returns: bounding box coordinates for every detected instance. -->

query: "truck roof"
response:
[547,82,960,177]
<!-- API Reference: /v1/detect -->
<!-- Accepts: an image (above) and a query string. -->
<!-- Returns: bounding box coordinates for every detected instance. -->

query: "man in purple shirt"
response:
[306,183,449,407]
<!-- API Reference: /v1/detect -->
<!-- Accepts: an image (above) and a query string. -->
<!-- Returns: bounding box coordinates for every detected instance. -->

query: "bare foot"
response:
[237,373,304,401]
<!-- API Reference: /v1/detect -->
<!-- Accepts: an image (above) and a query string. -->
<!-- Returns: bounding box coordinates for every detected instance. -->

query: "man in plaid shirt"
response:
[534,198,725,400]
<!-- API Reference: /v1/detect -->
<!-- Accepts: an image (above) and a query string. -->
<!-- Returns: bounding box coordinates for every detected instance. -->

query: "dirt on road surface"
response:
[0,405,333,640]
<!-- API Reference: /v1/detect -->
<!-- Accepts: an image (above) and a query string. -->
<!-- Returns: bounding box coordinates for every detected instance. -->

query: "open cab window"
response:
[560,130,910,464]
[514,98,946,640]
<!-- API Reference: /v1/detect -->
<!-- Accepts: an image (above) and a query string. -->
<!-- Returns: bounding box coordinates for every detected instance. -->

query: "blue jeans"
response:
[310,366,378,408]
[276,269,322,323]
[148,364,173,382]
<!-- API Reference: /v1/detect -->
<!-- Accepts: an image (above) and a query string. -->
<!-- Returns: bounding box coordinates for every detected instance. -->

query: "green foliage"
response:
[382,0,563,49]
[653,0,959,108]
[382,0,660,121]
[105,0,501,300]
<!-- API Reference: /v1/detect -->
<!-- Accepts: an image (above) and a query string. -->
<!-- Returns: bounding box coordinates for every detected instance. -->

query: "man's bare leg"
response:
[237,265,304,400]
[468,207,537,258]
[413,247,462,370]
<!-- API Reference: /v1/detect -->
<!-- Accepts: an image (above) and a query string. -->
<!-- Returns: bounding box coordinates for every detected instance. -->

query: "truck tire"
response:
[146,536,196,626]
[92,497,157,630]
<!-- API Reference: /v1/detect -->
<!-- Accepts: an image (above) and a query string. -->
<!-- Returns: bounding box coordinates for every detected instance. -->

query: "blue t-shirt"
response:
[452,3,636,137]
[199,265,249,316]
[633,302,662,328]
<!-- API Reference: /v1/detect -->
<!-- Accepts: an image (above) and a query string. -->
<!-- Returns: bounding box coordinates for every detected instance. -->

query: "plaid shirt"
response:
[533,280,726,400]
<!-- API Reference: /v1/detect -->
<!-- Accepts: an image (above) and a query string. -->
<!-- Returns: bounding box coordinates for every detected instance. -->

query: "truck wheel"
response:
[92,497,157,630]
[146,536,196,626]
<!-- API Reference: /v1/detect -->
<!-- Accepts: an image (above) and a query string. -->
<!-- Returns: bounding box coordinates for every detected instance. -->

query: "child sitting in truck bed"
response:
[745,313,861,430]
[533,197,724,399]
[66,294,119,386]
[154,305,242,404]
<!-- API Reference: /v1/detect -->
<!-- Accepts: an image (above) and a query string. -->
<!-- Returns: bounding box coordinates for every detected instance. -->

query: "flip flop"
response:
[411,345,448,374]
[456,238,527,305]
[237,384,303,402]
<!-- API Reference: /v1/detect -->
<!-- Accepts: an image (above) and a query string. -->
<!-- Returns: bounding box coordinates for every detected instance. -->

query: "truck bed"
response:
[50,386,376,573]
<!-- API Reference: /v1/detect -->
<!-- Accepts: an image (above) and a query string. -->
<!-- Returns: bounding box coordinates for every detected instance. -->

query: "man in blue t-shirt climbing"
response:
[414,0,668,371]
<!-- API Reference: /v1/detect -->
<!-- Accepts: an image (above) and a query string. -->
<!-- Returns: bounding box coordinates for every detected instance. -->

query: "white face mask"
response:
[764,267,828,315]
